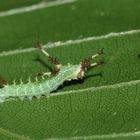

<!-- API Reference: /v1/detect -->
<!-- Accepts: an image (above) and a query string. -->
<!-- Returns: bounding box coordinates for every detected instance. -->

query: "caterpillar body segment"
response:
[0,65,81,102]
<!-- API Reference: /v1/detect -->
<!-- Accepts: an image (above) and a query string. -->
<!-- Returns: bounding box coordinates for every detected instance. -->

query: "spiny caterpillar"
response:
[0,44,104,103]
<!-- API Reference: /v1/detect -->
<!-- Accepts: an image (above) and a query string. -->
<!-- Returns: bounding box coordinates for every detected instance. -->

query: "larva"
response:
[0,43,104,103]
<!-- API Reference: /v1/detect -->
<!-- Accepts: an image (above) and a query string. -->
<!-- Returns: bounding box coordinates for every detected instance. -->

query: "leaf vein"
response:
[0,29,140,57]
[45,131,140,140]
[50,79,140,97]
[0,127,33,140]
[0,0,77,17]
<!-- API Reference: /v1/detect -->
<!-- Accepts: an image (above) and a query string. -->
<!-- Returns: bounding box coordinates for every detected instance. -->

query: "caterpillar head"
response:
[64,49,104,79]
[59,59,103,81]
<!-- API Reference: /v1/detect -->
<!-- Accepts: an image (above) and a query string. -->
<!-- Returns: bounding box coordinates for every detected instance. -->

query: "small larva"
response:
[0,43,104,103]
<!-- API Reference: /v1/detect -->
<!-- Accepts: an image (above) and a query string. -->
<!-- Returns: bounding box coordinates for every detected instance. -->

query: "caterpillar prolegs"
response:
[0,44,104,103]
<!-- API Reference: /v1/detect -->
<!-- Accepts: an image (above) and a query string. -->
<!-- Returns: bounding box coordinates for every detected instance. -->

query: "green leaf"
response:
[0,0,140,51]
[0,0,42,12]
[0,0,140,140]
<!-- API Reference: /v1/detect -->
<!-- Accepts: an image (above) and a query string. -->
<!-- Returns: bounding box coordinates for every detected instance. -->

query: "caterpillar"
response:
[0,43,104,103]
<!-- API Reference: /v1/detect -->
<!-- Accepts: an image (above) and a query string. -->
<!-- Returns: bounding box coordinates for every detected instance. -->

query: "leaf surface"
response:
[0,0,140,140]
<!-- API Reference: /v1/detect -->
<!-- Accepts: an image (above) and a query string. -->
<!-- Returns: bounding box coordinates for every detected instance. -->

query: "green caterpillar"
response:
[0,44,104,103]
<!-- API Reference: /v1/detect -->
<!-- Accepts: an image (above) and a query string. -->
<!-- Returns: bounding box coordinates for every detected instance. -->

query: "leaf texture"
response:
[0,0,140,140]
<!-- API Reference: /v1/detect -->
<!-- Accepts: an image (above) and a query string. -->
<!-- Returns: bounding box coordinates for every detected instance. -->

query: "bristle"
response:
[35,77,38,82]
[13,80,16,85]
[36,95,41,99]
[28,96,32,100]
[68,63,71,67]
[19,96,24,101]
[28,77,31,83]
[20,78,23,84]
[41,76,45,80]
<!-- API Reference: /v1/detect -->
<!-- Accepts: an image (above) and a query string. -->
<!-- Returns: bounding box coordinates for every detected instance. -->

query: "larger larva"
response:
[0,43,104,103]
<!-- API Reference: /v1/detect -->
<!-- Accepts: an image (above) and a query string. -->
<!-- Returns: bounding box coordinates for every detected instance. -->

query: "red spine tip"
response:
[51,69,60,75]
[35,42,42,50]
[48,56,61,65]
[3,80,8,85]
[98,48,104,55]
[97,61,104,65]
[0,76,8,86]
